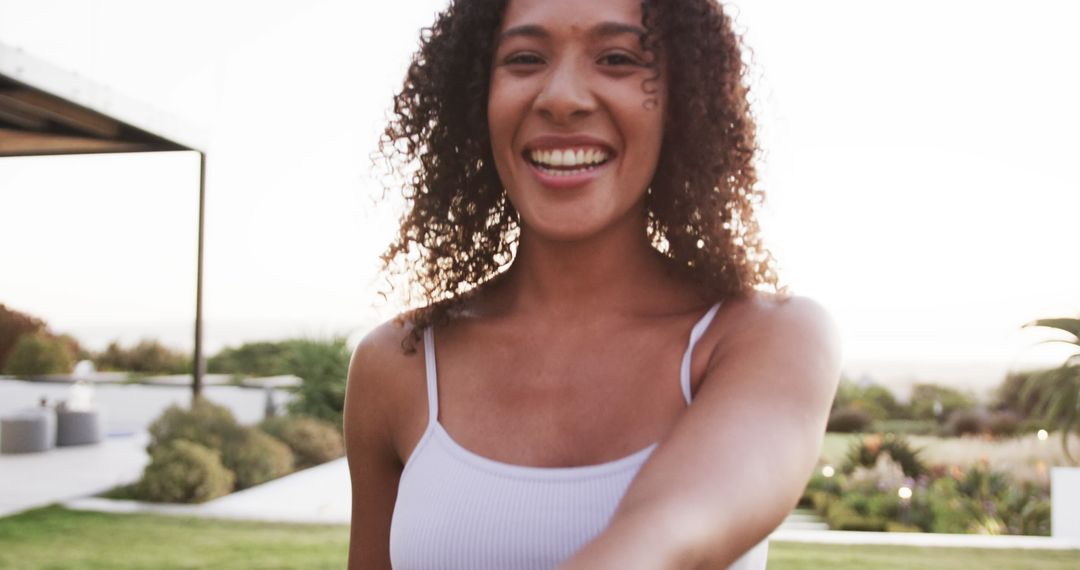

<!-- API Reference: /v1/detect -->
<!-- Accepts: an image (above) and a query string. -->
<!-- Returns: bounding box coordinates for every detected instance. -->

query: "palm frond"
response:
[1023,318,1080,342]
[1061,416,1078,465]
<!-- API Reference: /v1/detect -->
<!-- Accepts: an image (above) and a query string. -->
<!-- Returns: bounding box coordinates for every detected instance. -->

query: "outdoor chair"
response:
[0,408,56,454]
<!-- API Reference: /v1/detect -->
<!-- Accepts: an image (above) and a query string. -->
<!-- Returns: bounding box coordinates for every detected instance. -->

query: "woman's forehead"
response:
[498,0,644,35]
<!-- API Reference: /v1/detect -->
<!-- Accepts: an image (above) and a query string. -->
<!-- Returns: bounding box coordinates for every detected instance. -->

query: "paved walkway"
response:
[67,457,351,525]
[0,431,148,518]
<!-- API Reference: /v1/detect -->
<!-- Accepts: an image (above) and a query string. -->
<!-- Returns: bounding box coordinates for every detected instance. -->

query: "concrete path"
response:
[66,457,352,525]
[0,431,148,518]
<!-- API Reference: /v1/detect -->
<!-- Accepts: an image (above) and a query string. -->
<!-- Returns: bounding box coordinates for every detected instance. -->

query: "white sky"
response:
[1,0,1078,385]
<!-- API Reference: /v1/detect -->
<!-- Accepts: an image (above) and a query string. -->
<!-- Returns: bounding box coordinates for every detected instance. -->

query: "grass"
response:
[0,506,348,569]
[1,506,1077,569]
[768,542,1080,569]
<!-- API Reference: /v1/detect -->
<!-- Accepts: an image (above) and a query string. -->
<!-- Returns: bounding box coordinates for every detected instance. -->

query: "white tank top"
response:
[389,303,770,569]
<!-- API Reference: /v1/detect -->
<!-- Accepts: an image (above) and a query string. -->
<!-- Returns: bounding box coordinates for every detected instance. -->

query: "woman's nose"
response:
[533,58,596,124]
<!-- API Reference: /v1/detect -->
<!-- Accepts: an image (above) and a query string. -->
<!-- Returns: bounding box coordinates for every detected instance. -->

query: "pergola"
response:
[0,42,209,398]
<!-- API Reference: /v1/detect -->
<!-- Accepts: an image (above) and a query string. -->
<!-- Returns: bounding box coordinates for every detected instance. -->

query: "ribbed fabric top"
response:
[389,302,769,569]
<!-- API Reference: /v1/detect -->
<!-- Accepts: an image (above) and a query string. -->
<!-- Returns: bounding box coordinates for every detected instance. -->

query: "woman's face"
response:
[488,0,666,242]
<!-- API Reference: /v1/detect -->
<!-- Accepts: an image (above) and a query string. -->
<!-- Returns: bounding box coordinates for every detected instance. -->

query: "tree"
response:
[1021,317,1080,464]
[3,331,75,376]
[0,303,46,371]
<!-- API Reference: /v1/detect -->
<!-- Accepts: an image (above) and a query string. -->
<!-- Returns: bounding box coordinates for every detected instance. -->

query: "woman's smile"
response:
[521,135,617,189]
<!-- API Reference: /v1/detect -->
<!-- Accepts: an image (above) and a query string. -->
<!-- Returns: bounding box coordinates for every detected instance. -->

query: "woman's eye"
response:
[598,52,642,66]
[504,53,544,66]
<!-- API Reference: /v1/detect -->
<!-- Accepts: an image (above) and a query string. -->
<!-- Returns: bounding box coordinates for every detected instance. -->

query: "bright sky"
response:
[1,0,1078,388]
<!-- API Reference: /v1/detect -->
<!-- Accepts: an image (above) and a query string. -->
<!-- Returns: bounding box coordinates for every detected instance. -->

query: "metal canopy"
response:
[0,41,209,399]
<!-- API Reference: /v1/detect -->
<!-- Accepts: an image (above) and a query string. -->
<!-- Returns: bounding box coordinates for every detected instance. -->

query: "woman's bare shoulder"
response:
[351,317,420,376]
[345,317,427,455]
[716,290,831,331]
[708,291,841,376]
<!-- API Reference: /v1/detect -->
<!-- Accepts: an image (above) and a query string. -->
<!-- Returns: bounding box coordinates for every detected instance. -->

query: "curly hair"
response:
[378,0,782,352]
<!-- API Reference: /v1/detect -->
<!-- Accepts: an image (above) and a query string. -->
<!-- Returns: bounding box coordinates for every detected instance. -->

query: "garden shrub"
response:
[987,411,1021,438]
[208,337,350,426]
[96,339,190,373]
[2,331,75,376]
[223,427,294,489]
[143,399,295,493]
[208,341,292,377]
[942,409,986,437]
[135,439,234,503]
[871,419,938,436]
[282,338,350,426]
[908,383,976,422]
[843,433,928,478]
[260,416,344,469]
[827,407,873,433]
[832,379,906,421]
[825,500,887,532]
[147,398,244,456]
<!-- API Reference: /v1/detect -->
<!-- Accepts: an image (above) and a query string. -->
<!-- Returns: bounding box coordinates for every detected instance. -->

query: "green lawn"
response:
[1,506,1076,569]
[0,506,348,569]
[768,542,1080,569]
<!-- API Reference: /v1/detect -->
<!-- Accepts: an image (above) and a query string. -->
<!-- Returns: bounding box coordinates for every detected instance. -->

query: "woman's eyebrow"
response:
[497,24,547,45]
[589,22,647,41]
[496,22,647,46]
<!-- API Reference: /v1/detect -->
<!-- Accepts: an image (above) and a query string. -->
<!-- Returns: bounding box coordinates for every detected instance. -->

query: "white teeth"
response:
[528,147,610,168]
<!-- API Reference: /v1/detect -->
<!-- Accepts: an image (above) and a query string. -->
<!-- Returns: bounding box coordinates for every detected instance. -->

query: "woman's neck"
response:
[497,217,688,320]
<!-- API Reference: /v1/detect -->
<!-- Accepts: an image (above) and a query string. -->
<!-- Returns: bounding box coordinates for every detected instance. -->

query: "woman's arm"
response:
[344,324,407,570]
[560,295,842,569]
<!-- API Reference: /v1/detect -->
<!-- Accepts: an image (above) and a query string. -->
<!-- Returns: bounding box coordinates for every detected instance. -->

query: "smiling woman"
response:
[345,1,841,569]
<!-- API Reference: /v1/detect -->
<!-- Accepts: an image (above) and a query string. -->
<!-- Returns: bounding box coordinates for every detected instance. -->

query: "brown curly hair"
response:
[378,0,782,352]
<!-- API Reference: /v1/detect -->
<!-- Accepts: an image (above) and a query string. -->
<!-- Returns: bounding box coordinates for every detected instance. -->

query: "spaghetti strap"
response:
[423,327,440,424]
[679,302,723,405]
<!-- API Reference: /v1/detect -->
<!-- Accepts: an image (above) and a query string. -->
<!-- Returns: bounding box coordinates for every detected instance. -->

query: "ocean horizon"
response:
[50,319,1057,402]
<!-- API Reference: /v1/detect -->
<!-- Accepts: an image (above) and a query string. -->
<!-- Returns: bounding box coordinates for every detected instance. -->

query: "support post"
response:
[193,151,206,401]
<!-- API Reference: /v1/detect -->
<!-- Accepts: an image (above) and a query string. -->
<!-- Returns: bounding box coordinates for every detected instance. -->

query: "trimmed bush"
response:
[885,522,923,533]
[2,331,74,376]
[135,439,234,503]
[142,399,295,494]
[832,379,906,421]
[942,409,986,437]
[825,500,887,532]
[987,411,1021,438]
[208,337,350,426]
[147,398,243,455]
[909,383,976,422]
[260,416,344,469]
[96,339,190,374]
[224,427,294,489]
[871,419,938,436]
[827,407,873,433]
[282,338,350,426]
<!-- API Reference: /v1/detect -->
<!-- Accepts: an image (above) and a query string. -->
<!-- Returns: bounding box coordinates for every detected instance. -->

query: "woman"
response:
[345,0,841,568]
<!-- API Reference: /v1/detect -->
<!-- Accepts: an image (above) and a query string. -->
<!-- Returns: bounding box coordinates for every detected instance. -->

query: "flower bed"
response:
[804,434,1052,535]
